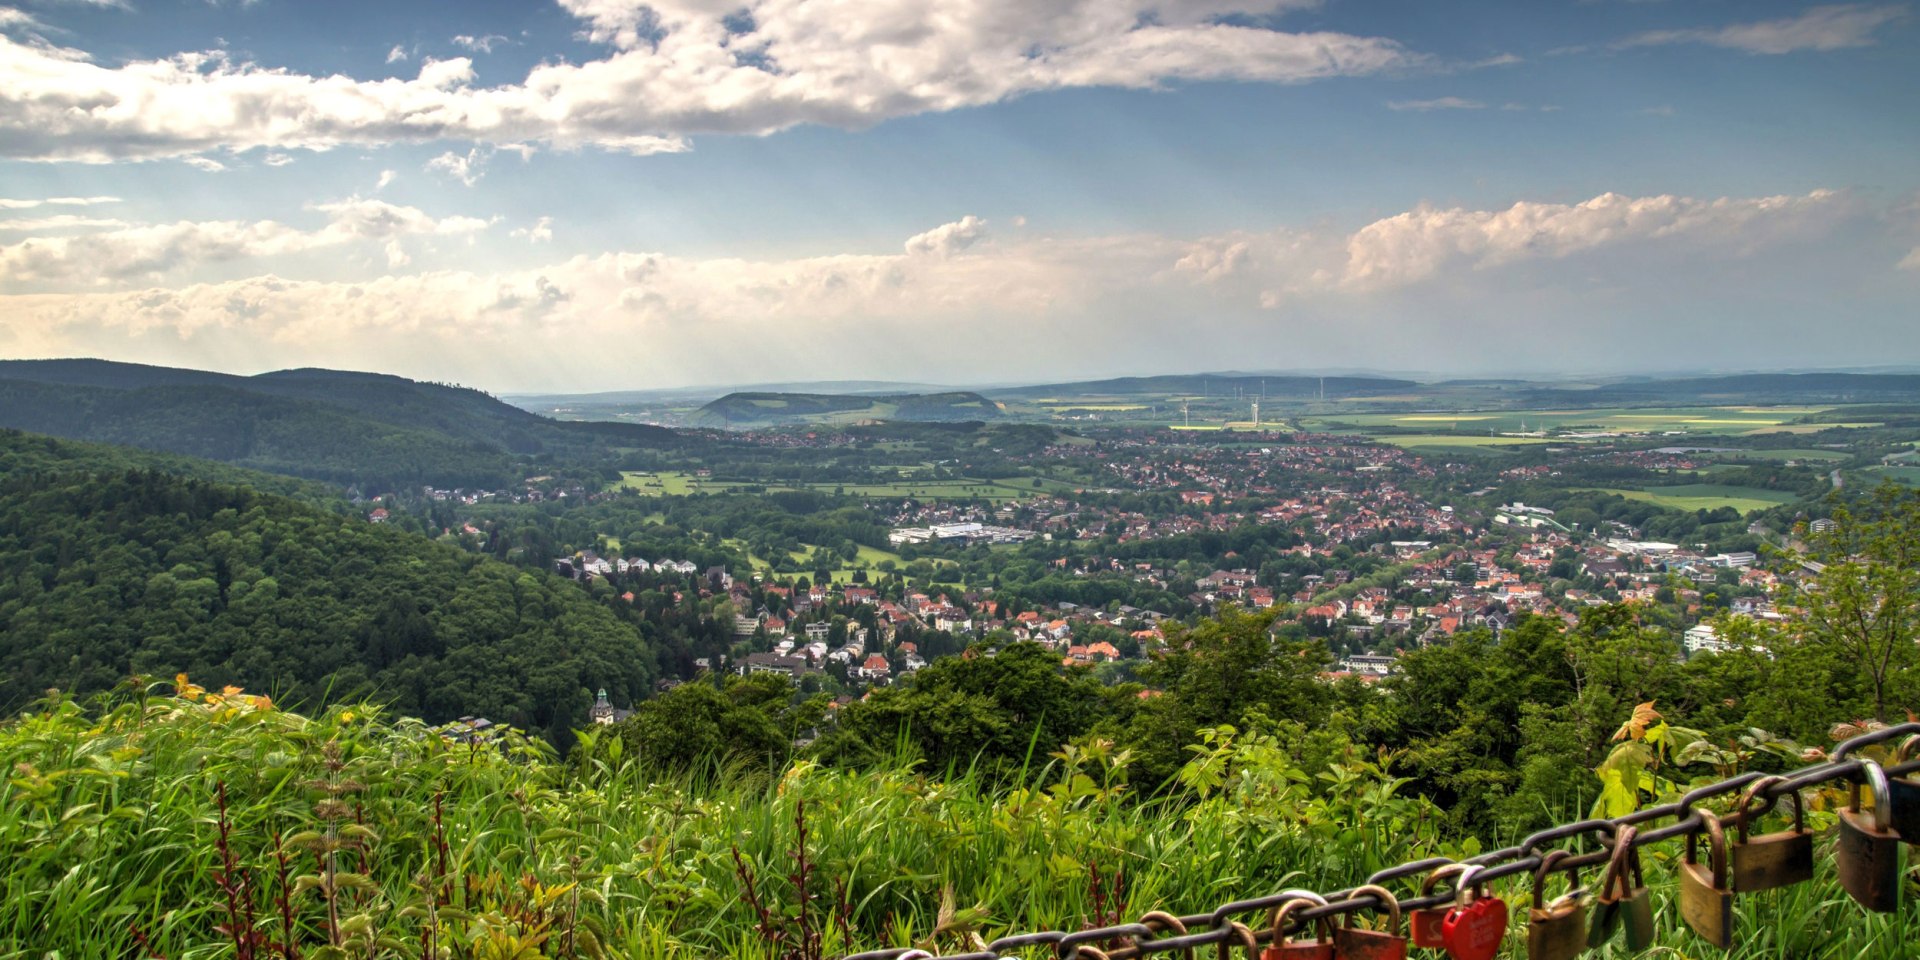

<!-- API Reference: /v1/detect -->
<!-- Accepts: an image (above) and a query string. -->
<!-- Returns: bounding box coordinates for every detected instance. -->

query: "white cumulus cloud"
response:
[511,216,554,244]
[904,215,987,257]
[1387,96,1485,111]
[0,199,489,284]
[0,1,1415,163]
[1339,189,1851,288]
[0,195,121,209]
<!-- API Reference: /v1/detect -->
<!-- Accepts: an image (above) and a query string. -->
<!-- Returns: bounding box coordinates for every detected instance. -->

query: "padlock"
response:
[1891,735,1920,844]
[1438,866,1506,960]
[1330,884,1407,960]
[1728,775,1814,893]
[1677,809,1734,949]
[1525,850,1587,960]
[1586,823,1654,952]
[1262,894,1334,960]
[1835,759,1903,913]
[1409,864,1470,949]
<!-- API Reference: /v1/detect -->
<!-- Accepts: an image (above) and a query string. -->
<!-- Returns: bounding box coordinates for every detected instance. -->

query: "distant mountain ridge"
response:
[0,359,675,490]
[984,373,1418,399]
[689,391,1002,428]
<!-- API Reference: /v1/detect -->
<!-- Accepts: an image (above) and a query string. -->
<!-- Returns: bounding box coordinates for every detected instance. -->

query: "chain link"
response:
[840,722,1920,960]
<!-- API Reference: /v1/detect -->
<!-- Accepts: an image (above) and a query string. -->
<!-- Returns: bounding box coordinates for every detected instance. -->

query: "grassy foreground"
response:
[2,682,1914,959]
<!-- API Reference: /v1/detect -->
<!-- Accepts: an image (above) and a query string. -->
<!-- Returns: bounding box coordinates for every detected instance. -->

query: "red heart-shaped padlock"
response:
[1439,896,1507,960]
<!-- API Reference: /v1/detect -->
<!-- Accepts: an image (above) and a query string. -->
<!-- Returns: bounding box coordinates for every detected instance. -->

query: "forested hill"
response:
[690,390,1002,427]
[0,360,677,491]
[0,440,659,741]
[0,428,345,506]
[1557,372,1920,403]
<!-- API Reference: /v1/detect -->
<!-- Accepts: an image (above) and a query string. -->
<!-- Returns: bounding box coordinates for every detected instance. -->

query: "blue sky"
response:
[0,0,1915,391]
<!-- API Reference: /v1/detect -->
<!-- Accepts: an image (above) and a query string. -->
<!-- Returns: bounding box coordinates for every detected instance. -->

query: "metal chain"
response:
[841,722,1920,960]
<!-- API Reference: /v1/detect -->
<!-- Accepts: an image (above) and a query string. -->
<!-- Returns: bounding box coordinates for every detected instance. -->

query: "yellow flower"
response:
[340,710,356,723]
[173,673,205,702]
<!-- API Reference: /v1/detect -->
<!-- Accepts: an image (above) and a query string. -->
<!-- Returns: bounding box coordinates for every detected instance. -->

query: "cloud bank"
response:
[0,0,1415,163]
[3,187,1903,388]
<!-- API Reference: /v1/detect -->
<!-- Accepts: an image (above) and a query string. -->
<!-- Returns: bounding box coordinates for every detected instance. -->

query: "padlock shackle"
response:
[1215,921,1257,960]
[1452,864,1486,909]
[1684,808,1729,887]
[1735,774,1804,844]
[1418,861,1472,897]
[1850,759,1894,834]
[1600,824,1642,901]
[1266,893,1332,946]
[1138,910,1195,960]
[1342,884,1403,935]
[1530,849,1581,907]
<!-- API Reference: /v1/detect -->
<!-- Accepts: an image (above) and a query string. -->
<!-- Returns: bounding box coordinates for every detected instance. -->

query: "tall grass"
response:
[0,682,1912,958]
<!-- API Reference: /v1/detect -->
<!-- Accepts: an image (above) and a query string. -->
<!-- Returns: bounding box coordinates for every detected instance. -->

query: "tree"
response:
[1790,484,1920,721]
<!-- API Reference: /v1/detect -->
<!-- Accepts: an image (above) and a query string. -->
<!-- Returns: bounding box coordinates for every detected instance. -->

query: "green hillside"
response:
[689,390,1002,427]
[0,435,659,739]
[0,360,677,490]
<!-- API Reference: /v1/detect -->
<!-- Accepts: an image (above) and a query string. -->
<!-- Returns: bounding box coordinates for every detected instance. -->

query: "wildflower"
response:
[174,673,205,702]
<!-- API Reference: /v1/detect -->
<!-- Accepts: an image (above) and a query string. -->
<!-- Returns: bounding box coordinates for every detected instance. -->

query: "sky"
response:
[0,0,1916,392]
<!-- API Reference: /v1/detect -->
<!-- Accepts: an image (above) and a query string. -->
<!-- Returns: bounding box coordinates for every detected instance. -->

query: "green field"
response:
[730,538,932,583]
[617,470,701,495]
[1709,448,1852,463]
[1375,435,1549,454]
[1573,483,1800,514]
[617,471,1075,502]
[1866,466,1920,486]
[1303,405,1859,437]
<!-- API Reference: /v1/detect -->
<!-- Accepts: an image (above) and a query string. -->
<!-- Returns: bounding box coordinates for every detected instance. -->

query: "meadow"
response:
[1302,406,1854,436]
[1866,466,1920,486]
[1572,483,1802,514]
[4,685,1915,959]
[617,471,1079,502]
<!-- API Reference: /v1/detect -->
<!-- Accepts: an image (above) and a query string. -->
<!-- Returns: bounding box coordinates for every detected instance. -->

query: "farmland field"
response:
[1302,405,1858,436]
[1374,435,1549,452]
[1708,448,1852,462]
[1572,483,1801,514]
[617,471,1074,502]
[1866,466,1920,486]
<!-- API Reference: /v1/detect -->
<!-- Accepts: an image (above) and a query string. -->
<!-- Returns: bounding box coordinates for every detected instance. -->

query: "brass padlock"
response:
[1677,809,1734,949]
[1729,775,1814,892]
[1330,884,1407,960]
[1587,824,1654,952]
[1409,864,1470,949]
[1263,894,1334,960]
[1836,759,1903,913]
[1526,850,1587,960]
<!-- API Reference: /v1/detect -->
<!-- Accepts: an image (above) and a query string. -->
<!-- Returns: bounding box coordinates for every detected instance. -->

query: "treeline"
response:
[597,581,1915,838]
[0,456,661,744]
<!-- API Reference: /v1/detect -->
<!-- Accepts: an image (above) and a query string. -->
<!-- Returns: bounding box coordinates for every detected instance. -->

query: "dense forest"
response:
[0,438,660,742]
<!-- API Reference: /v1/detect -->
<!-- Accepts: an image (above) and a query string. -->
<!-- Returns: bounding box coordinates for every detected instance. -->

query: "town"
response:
[456,408,1882,720]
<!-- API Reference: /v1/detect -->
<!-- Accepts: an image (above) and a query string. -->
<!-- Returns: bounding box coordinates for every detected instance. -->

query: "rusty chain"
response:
[840,722,1920,960]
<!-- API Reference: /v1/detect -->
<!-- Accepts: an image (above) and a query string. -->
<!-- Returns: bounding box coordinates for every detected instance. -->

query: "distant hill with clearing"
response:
[689,391,1002,428]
